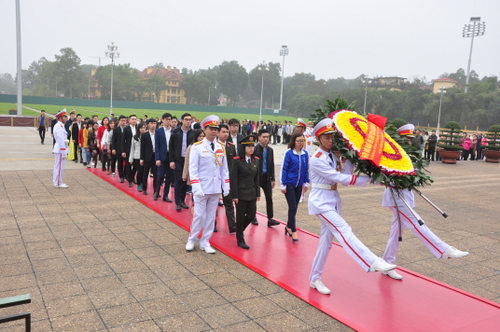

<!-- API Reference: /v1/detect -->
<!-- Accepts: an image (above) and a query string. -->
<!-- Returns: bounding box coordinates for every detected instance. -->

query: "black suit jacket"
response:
[140,131,155,162]
[169,127,194,163]
[254,143,275,182]
[229,133,244,154]
[123,124,136,156]
[71,121,81,141]
[111,126,127,154]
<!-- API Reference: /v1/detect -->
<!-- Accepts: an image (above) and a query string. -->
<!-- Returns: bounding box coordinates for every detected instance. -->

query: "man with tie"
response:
[217,123,237,233]
[185,115,230,254]
[124,115,138,187]
[154,112,174,202]
[140,118,158,195]
[111,115,128,183]
[228,118,243,155]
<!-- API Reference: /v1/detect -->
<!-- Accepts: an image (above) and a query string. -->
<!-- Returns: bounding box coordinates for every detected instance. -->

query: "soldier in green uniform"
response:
[231,134,260,249]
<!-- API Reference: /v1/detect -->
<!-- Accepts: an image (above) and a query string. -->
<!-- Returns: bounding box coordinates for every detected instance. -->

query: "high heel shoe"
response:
[284,227,292,237]
[291,232,299,243]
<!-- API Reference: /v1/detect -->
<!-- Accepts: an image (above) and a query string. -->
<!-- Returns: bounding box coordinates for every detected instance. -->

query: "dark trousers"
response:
[132,159,143,186]
[259,176,274,220]
[174,159,187,205]
[110,154,116,173]
[38,126,46,143]
[476,146,483,160]
[223,190,235,230]
[126,155,135,183]
[428,146,436,161]
[156,158,173,196]
[284,184,302,232]
[142,156,157,193]
[117,153,127,179]
[236,199,256,243]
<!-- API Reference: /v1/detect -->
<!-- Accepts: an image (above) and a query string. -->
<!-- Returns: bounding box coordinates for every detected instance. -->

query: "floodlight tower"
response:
[105,42,120,117]
[258,61,270,123]
[279,45,289,111]
[462,17,485,93]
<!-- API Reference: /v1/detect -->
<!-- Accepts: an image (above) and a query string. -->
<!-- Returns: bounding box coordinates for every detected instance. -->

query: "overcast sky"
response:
[1,0,499,82]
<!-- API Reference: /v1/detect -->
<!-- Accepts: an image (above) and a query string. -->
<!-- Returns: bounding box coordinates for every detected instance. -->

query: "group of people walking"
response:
[51,109,469,296]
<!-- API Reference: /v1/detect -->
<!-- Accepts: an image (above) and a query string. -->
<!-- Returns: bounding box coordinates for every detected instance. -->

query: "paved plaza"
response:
[1,126,499,331]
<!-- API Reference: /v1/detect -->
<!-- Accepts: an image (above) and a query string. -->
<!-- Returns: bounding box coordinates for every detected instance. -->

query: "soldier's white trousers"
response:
[53,153,66,186]
[188,193,219,248]
[382,207,449,264]
[309,210,377,282]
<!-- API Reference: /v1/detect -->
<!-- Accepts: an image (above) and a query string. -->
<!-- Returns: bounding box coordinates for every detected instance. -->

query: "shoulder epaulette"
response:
[255,156,260,160]
[314,151,323,158]
[227,141,234,145]
[194,141,203,145]
[233,156,240,160]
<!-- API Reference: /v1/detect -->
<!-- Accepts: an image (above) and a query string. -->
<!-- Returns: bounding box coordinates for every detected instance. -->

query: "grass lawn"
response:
[0,102,298,123]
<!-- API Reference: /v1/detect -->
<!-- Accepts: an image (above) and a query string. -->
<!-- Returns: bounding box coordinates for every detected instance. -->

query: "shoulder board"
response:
[314,151,323,158]
[194,141,203,145]
[233,156,240,160]
[227,141,234,145]
[255,156,260,160]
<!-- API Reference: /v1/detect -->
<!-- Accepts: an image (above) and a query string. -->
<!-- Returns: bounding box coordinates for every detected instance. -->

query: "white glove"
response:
[64,139,69,148]
[353,175,370,187]
[62,154,67,159]
[194,190,205,198]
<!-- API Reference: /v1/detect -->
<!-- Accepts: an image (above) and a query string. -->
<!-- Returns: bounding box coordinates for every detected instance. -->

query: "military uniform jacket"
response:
[189,138,230,196]
[223,141,236,175]
[308,147,367,215]
[231,156,261,201]
[52,121,69,157]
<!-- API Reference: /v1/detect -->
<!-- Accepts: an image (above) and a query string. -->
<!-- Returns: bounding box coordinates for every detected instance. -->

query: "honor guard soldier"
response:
[53,109,70,188]
[308,118,396,295]
[380,124,469,280]
[185,115,230,254]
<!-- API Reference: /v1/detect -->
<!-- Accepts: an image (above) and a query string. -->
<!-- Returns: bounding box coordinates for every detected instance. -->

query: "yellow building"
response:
[432,77,458,94]
[140,66,187,104]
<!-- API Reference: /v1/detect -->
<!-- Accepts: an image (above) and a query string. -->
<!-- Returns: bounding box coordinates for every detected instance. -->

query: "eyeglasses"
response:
[295,140,305,143]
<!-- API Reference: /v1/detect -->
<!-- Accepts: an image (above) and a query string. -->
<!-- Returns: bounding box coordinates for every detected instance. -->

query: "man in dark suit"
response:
[228,118,244,155]
[154,112,173,202]
[123,115,138,187]
[169,113,194,211]
[253,129,280,227]
[70,114,83,163]
[218,124,237,233]
[111,115,128,182]
[140,118,158,195]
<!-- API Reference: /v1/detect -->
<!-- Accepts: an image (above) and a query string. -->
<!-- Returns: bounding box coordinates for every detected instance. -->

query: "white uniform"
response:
[187,138,230,248]
[52,121,69,186]
[382,187,449,264]
[308,147,376,282]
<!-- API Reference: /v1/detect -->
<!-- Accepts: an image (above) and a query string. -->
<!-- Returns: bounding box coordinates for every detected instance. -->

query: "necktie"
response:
[328,153,334,162]
[211,142,214,151]
[247,158,251,164]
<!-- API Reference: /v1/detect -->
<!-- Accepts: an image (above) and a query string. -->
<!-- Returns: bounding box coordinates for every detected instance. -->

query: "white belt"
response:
[311,183,337,190]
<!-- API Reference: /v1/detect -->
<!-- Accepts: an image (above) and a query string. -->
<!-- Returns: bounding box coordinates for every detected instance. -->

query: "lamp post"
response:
[105,42,119,117]
[462,17,485,93]
[15,0,22,116]
[258,61,269,123]
[437,87,446,136]
[279,45,289,112]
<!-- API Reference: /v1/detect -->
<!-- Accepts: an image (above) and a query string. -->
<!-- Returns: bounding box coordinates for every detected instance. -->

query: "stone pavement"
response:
[0,126,499,331]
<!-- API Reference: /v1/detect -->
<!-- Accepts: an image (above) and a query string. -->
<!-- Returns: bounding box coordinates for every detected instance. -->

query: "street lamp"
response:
[258,61,269,123]
[15,0,22,116]
[105,42,120,117]
[462,17,485,93]
[279,45,289,112]
[436,87,446,136]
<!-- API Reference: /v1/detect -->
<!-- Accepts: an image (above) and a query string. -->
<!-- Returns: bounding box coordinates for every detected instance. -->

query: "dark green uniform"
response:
[231,156,260,244]
[222,141,237,232]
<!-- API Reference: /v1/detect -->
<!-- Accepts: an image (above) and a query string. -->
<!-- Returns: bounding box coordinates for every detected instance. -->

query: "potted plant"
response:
[437,121,463,164]
[482,125,500,163]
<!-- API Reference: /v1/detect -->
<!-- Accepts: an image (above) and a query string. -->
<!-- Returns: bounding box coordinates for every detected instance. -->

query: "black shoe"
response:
[83,162,87,166]
[128,182,133,187]
[251,219,259,225]
[176,204,181,211]
[218,201,223,206]
[180,202,189,209]
[238,242,250,249]
[133,180,137,184]
[163,197,172,203]
[119,178,124,183]
[143,191,148,195]
[268,219,280,227]
[74,160,78,163]
[153,192,159,201]
[229,227,236,234]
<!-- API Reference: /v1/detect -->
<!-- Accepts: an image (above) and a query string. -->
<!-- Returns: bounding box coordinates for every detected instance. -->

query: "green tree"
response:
[248,62,281,108]
[0,73,16,94]
[53,48,85,98]
[146,74,168,102]
[180,74,211,104]
[215,61,248,106]
[95,64,142,101]
[287,93,324,117]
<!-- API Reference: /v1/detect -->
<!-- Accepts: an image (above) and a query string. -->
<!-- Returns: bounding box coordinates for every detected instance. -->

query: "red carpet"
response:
[89,168,500,331]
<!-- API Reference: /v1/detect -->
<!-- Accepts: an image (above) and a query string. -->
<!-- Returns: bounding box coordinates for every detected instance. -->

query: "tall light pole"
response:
[436,87,446,136]
[15,0,22,116]
[462,17,485,93]
[258,61,269,123]
[362,77,371,117]
[279,45,288,111]
[105,42,119,117]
